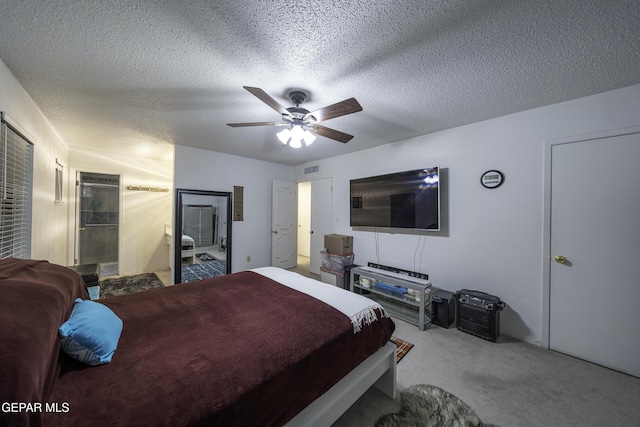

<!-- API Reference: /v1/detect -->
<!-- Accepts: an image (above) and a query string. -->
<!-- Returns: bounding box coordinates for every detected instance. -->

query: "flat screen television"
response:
[350,167,440,231]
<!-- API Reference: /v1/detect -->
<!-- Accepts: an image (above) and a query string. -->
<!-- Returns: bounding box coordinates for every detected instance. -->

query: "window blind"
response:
[0,113,34,259]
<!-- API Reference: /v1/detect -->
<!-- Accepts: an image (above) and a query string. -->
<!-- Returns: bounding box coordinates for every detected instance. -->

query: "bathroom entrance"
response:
[75,172,120,276]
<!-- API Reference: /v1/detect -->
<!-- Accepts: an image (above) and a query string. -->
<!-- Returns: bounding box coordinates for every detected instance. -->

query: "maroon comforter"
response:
[0,259,89,427]
[44,270,394,426]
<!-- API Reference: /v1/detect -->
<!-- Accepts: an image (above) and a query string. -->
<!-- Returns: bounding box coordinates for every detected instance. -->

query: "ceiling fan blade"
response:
[243,86,291,117]
[307,98,362,122]
[227,121,287,127]
[313,124,354,143]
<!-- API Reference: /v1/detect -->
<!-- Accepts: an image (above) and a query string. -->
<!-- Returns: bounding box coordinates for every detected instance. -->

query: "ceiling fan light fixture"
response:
[228,86,361,146]
[303,130,316,146]
[277,128,291,145]
[290,124,304,140]
[283,124,303,148]
[289,136,302,148]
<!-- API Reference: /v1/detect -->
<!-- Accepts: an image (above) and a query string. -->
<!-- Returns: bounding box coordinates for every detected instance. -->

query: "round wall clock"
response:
[481,170,504,189]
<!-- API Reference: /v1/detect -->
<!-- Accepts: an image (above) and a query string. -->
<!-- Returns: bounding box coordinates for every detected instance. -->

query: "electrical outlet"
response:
[246,256,251,262]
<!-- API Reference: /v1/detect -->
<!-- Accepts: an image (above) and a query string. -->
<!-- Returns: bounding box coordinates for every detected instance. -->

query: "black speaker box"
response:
[455,289,504,342]
[430,289,455,328]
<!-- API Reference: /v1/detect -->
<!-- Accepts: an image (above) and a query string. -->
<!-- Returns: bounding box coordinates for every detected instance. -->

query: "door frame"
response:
[174,188,232,284]
[294,178,333,275]
[542,125,640,349]
[309,177,333,275]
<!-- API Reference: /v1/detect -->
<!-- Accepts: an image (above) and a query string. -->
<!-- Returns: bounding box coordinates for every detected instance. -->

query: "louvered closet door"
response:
[199,207,213,246]
[184,206,214,247]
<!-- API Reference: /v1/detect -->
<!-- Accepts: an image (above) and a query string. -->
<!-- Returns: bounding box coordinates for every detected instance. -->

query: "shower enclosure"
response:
[76,172,119,275]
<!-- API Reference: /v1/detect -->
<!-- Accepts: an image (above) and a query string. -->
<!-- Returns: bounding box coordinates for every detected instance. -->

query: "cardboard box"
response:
[324,234,353,255]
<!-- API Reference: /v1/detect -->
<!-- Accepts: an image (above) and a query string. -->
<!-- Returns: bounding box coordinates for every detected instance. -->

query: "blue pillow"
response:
[58,298,123,365]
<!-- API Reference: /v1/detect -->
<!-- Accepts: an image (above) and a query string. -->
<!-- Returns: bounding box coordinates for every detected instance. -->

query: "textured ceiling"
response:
[0,0,639,165]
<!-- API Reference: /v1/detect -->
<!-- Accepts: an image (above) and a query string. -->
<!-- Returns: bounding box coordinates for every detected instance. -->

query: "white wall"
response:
[0,58,69,264]
[68,147,173,275]
[174,145,293,272]
[294,84,640,343]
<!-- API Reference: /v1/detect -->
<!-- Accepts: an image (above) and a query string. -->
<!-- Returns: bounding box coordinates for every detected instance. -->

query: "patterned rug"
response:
[390,336,414,363]
[98,273,164,298]
[181,260,227,283]
[375,384,498,427]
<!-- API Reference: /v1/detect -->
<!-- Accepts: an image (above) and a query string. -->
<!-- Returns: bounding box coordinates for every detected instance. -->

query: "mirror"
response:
[174,189,232,284]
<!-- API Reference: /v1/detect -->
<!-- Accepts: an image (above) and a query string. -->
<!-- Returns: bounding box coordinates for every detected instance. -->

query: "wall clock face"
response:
[481,170,504,189]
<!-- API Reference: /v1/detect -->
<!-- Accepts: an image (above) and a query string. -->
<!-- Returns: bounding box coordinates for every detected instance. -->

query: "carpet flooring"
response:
[332,318,640,427]
[98,273,164,298]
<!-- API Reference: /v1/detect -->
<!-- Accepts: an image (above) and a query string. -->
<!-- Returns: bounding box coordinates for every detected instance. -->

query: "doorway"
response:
[297,182,312,274]
[546,128,640,377]
[75,172,119,275]
[295,178,332,277]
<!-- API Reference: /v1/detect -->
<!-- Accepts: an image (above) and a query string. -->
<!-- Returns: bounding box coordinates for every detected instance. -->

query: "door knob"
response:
[310,230,314,234]
[555,255,567,264]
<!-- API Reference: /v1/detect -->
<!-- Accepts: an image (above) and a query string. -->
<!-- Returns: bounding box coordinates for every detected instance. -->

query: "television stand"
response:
[350,266,432,330]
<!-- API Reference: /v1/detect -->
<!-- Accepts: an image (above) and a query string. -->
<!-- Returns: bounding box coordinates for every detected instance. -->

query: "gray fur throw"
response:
[375,384,498,427]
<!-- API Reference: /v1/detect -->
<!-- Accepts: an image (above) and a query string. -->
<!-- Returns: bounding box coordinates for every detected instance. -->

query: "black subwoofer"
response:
[455,289,504,342]
[430,289,455,328]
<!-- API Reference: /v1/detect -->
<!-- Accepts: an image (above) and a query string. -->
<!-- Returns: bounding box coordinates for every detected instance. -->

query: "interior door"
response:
[272,180,297,269]
[549,131,640,377]
[310,178,333,275]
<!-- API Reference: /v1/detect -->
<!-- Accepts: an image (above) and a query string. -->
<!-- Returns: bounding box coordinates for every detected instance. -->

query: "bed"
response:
[0,258,396,427]
[180,234,196,264]
[163,225,196,265]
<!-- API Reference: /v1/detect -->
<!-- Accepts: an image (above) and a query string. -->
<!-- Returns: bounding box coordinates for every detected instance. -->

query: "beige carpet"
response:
[332,318,640,427]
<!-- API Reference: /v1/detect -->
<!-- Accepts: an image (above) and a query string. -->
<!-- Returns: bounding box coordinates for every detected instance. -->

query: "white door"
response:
[272,180,297,269]
[309,178,333,275]
[549,131,640,377]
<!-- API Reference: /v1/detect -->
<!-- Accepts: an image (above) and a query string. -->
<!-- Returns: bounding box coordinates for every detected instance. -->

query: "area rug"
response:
[390,336,414,363]
[181,260,227,283]
[98,273,164,298]
[195,252,219,262]
[375,384,498,427]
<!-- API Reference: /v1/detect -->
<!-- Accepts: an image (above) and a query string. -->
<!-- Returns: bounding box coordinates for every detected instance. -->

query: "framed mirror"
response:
[174,188,232,284]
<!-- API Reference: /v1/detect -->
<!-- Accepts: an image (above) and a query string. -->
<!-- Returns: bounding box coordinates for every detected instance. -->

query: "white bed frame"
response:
[285,341,397,427]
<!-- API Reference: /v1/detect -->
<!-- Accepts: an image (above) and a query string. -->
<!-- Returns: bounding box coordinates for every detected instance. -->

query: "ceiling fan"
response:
[227,86,363,148]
